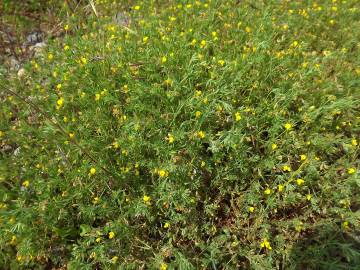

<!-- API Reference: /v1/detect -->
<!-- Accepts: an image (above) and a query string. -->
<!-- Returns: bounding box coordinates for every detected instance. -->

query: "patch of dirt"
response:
[0,1,64,70]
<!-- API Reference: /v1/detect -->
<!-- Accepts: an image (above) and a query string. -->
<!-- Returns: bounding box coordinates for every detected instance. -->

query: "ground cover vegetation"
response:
[0,0,360,269]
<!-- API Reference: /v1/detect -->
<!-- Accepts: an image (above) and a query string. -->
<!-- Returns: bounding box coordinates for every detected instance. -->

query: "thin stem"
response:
[4,87,117,187]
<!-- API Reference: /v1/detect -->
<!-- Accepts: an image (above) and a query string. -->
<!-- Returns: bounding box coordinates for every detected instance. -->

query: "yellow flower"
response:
[195,111,202,118]
[160,263,168,270]
[300,154,307,161]
[64,44,70,50]
[161,56,167,63]
[89,167,96,175]
[264,188,271,195]
[48,53,54,60]
[195,90,202,96]
[56,83,62,90]
[296,178,304,186]
[235,112,241,121]
[108,231,115,239]
[64,24,69,31]
[111,256,119,263]
[200,40,206,48]
[164,222,170,229]
[218,59,225,66]
[143,36,149,43]
[158,170,168,177]
[248,206,255,213]
[356,68,360,76]
[81,57,87,65]
[134,5,140,10]
[278,184,284,192]
[95,93,101,101]
[96,237,101,243]
[291,40,299,47]
[22,180,30,188]
[270,143,277,150]
[348,167,356,174]
[245,26,251,33]
[167,134,174,144]
[351,139,358,146]
[164,78,173,85]
[284,123,292,130]
[260,238,272,250]
[143,195,151,204]
[197,131,206,139]
[56,97,64,109]
[282,165,291,172]
[68,133,74,139]
[342,221,349,230]
[10,235,16,245]
[112,141,119,149]
[93,197,99,204]
[190,39,197,46]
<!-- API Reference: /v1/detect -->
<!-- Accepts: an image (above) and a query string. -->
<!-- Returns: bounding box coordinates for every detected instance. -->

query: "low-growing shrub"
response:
[1,0,359,269]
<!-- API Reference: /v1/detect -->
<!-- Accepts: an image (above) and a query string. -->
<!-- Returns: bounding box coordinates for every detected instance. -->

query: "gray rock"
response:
[14,147,21,156]
[29,42,47,57]
[26,31,44,45]
[17,68,25,78]
[9,57,20,71]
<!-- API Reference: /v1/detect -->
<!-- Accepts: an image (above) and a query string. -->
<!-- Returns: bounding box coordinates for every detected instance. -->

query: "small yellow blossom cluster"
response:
[95,89,108,101]
[260,238,272,250]
[56,97,64,110]
[197,131,206,139]
[159,169,168,177]
[284,122,292,130]
[108,231,115,239]
[282,165,291,172]
[166,133,174,144]
[89,167,96,176]
[22,180,30,188]
[348,167,356,174]
[143,195,151,205]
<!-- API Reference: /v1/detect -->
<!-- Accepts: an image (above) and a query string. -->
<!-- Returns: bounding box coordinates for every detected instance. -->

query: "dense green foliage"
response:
[1,0,360,269]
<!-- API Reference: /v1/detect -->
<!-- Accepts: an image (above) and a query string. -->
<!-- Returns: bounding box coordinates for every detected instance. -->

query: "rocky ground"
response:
[0,1,64,75]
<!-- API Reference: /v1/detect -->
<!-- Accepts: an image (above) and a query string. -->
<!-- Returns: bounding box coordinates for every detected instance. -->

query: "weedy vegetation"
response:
[0,0,359,269]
